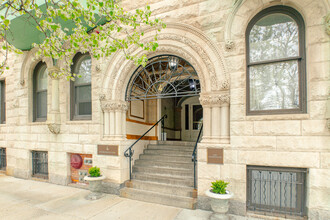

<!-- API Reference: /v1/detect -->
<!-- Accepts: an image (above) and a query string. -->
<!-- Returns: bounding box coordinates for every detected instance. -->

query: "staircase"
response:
[120,141,197,209]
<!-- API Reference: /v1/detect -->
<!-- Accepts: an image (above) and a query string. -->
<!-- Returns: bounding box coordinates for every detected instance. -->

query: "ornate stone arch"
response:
[20,48,53,86]
[101,22,229,102]
[226,0,329,48]
[20,48,53,123]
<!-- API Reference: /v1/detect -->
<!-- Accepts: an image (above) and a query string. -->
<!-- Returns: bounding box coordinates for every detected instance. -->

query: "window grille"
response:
[32,151,48,178]
[0,148,6,170]
[247,166,307,217]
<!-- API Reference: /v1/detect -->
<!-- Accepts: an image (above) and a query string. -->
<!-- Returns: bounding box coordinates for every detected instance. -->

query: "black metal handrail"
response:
[192,124,203,189]
[124,114,167,180]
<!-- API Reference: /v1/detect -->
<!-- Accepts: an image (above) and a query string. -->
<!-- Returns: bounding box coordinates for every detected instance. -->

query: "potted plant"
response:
[84,166,105,193]
[205,180,233,220]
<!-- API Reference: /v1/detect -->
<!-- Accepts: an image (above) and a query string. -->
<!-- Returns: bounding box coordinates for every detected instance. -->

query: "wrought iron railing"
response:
[124,114,167,180]
[247,166,307,217]
[32,151,49,178]
[0,148,6,170]
[192,124,203,189]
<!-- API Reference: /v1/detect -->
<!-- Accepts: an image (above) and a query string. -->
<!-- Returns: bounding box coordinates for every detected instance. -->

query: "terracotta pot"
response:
[84,175,105,193]
[205,189,234,220]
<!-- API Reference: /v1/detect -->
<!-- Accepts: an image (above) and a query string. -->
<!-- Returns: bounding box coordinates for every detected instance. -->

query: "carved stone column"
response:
[211,98,222,140]
[220,95,230,143]
[101,100,128,140]
[47,67,61,134]
[200,96,211,141]
[200,92,230,143]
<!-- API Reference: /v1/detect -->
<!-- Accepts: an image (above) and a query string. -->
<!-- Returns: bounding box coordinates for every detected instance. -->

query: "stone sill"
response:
[65,120,95,125]
[246,114,310,121]
[28,122,47,126]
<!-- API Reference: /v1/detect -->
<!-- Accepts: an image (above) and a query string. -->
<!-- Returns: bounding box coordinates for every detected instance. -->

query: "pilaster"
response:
[101,100,129,140]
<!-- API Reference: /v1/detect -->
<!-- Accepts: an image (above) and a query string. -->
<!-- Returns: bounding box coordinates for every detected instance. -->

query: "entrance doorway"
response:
[181,96,202,141]
[126,55,202,141]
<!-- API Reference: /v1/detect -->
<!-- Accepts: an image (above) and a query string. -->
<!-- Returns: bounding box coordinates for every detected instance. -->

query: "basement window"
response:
[0,148,6,170]
[32,151,48,179]
[247,166,307,217]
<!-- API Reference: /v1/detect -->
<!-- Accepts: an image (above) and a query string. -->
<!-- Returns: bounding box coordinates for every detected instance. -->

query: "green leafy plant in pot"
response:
[84,166,105,194]
[88,166,101,177]
[205,180,233,220]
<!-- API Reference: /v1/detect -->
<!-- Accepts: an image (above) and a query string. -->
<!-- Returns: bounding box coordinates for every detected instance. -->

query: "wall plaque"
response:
[207,148,224,164]
[97,145,119,156]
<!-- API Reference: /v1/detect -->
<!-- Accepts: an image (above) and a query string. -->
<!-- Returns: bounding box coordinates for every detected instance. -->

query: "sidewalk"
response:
[0,174,212,220]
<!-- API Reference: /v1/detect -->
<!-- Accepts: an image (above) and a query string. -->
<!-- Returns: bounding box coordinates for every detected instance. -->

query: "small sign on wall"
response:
[97,145,119,156]
[207,148,224,164]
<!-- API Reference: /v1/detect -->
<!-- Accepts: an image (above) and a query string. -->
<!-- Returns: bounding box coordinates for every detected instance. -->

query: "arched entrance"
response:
[126,55,202,142]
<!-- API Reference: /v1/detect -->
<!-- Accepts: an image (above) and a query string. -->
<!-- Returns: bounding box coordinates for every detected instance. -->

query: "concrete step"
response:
[144,149,193,156]
[120,187,197,209]
[126,180,195,197]
[134,159,194,169]
[157,141,195,146]
[132,173,194,187]
[133,165,193,177]
[147,144,194,151]
[139,154,192,163]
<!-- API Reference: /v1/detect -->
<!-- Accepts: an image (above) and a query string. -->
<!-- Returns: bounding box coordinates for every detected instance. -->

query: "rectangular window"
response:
[0,81,5,124]
[185,104,189,130]
[0,148,6,170]
[32,151,48,179]
[247,166,307,217]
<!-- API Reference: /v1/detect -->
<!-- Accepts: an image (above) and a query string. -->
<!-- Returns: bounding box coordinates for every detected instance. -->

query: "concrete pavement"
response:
[0,174,212,220]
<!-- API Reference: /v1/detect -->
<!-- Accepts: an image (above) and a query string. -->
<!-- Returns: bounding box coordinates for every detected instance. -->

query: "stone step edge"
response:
[148,144,195,148]
[120,187,196,201]
[133,165,193,172]
[133,172,194,181]
[120,187,197,209]
[141,154,192,159]
[136,159,194,165]
[127,179,196,192]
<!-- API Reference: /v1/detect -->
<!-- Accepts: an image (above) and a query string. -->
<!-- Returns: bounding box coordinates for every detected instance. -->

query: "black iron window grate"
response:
[32,151,48,178]
[247,166,307,217]
[0,148,6,170]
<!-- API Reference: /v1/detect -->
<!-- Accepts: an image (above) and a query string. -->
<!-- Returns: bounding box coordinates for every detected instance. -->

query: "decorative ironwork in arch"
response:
[126,55,200,101]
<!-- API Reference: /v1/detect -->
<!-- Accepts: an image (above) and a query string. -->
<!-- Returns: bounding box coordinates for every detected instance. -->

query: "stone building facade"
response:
[0,0,329,219]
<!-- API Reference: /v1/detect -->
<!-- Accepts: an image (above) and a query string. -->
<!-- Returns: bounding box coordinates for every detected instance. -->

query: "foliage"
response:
[88,166,101,177]
[0,0,166,78]
[211,180,229,194]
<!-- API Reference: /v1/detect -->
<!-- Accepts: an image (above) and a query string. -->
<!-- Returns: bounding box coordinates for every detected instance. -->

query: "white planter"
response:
[84,175,106,193]
[205,189,234,220]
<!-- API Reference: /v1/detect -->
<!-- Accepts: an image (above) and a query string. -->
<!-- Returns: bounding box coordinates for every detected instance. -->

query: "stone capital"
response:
[101,100,129,112]
[48,66,60,79]
[200,93,230,106]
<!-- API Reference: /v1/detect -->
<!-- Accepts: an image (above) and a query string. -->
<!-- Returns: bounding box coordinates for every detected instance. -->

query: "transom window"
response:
[33,62,48,122]
[126,55,200,101]
[246,6,306,115]
[70,53,92,120]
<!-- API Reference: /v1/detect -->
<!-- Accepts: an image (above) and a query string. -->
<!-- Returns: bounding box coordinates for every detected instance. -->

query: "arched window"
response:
[33,62,48,121]
[70,53,92,120]
[246,6,306,115]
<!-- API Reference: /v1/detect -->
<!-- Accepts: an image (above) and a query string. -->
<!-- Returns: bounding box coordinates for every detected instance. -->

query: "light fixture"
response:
[189,79,196,90]
[168,56,179,71]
